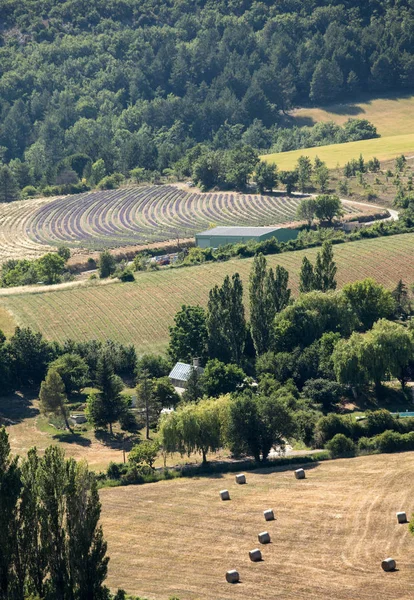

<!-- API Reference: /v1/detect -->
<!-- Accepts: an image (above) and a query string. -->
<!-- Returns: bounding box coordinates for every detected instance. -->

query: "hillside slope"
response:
[1,233,413,352]
[1,0,414,188]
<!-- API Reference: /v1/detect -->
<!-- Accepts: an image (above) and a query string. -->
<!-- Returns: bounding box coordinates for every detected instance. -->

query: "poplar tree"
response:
[299,256,315,293]
[206,273,246,364]
[0,427,21,599]
[268,265,291,313]
[314,241,337,291]
[249,254,272,355]
[249,256,290,356]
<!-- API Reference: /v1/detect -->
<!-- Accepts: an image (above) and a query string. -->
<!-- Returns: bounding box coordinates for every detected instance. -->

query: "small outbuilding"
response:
[168,358,204,389]
[195,226,299,249]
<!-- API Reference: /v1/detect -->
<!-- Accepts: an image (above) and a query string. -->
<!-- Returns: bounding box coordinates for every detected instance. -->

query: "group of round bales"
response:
[219,467,408,583]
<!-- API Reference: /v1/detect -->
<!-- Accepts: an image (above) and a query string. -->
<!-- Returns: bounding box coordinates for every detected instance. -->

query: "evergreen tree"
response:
[87,353,125,434]
[39,369,72,431]
[392,279,411,319]
[314,241,337,292]
[0,165,20,203]
[299,256,315,293]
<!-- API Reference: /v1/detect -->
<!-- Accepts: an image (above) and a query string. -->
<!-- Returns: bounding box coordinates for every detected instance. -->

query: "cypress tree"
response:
[299,256,315,293]
[0,165,19,203]
[89,353,125,434]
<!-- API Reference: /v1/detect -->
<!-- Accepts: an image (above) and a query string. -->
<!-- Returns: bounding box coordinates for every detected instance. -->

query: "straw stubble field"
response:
[100,452,414,600]
[1,233,413,352]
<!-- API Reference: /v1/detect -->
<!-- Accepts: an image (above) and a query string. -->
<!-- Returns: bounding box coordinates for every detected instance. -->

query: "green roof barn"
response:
[195,226,299,249]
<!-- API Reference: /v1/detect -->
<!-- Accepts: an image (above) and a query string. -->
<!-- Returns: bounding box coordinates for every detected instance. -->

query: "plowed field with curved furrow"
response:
[1,233,412,352]
[100,452,414,600]
[0,185,360,261]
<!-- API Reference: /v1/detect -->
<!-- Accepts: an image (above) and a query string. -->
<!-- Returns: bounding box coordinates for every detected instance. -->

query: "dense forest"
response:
[1,0,414,190]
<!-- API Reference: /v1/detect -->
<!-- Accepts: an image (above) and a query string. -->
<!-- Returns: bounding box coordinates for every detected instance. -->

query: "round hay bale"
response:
[264,509,275,521]
[258,531,271,544]
[249,548,262,562]
[396,512,407,524]
[235,473,246,484]
[381,558,396,572]
[225,569,239,583]
[295,468,306,479]
[220,489,230,501]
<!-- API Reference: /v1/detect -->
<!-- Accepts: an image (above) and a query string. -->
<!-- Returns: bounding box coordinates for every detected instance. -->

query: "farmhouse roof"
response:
[168,362,204,382]
[196,226,282,237]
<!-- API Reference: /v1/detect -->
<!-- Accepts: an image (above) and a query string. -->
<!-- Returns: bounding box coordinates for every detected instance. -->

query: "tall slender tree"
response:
[249,254,272,356]
[136,370,159,439]
[267,265,291,313]
[314,241,337,291]
[299,256,315,293]
[0,427,21,599]
[207,274,246,364]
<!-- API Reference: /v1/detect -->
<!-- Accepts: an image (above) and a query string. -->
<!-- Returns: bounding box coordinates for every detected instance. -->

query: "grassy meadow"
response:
[261,132,414,171]
[262,93,414,170]
[100,452,414,600]
[1,233,413,353]
[291,93,414,137]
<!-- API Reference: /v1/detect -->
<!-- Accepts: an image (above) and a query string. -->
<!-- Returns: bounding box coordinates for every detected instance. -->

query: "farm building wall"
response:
[196,228,299,249]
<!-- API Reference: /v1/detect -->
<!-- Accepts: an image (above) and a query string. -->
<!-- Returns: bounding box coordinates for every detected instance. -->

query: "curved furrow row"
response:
[23,185,361,252]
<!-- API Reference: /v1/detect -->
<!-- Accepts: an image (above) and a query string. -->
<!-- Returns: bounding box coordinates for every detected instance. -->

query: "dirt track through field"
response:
[100,452,414,600]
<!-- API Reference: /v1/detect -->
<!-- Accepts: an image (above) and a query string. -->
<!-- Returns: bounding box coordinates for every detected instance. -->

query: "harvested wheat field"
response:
[100,452,414,600]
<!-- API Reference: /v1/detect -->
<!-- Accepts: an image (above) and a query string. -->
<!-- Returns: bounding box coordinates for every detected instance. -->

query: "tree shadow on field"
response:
[325,103,365,116]
[253,460,321,477]
[94,429,140,450]
[0,390,39,425]
[279,114,316,128]
[52,431,92,447]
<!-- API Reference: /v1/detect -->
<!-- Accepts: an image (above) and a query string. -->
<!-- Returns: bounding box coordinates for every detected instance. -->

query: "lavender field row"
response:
[25,185,358,251]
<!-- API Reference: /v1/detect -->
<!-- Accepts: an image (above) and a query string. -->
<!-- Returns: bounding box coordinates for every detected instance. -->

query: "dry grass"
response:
[1,233,413,352]
[100,452,414,600]
[261,132,414,171]
[291,93,414,137]
[262,93,414,171]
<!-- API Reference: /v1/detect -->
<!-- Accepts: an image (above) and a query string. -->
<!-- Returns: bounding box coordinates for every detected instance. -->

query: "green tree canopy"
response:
[168,304,208,364]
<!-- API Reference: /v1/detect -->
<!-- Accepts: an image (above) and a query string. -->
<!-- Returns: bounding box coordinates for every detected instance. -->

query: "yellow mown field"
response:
[100,452,414,600]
